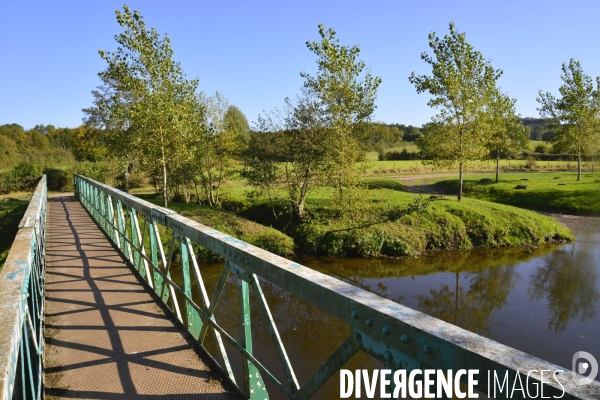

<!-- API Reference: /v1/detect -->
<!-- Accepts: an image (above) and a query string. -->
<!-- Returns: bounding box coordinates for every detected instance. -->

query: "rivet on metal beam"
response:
[354,332,362,341]
[423,345,432,355]
[366,319,373,327]
[245,260,249,265]
[384,351,392,361]
[352,311,358,319]
[401,335,409,344]
[382,325,390,335]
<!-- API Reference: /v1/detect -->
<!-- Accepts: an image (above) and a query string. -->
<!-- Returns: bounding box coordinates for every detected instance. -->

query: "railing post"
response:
[239,279,269,399]
[180,238,202,339]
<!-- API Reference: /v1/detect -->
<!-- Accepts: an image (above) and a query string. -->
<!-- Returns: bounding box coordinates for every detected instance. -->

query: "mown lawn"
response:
[433,172,600,215]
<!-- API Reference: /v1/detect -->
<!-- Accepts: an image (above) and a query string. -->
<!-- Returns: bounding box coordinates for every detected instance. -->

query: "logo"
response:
[572,351,598,386]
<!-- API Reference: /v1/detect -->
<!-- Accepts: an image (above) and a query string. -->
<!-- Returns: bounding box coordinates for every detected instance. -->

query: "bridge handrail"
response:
[73,174,599,400]
[0,176,47,400]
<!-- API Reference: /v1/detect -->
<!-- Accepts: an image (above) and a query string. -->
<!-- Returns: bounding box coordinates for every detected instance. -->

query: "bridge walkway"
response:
[43,195,235,399]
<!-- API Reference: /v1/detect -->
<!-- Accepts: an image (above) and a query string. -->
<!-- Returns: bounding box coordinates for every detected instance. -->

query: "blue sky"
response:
[2,0,600,130]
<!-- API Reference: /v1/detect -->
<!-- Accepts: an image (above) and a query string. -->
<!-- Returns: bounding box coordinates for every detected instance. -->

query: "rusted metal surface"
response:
[74,174,600,400]
[0,176,47,400]
[44,195,235,399]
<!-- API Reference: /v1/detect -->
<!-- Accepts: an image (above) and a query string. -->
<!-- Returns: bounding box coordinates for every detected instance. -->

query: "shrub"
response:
[384,148,420,160]
[247,231,295,256]
[44,168,72,191]
[0,162,43,194]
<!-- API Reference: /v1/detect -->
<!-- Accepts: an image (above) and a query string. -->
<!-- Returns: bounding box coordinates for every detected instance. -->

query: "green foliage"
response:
[302,23,381,193]
[380,147,420,161]
[521,118,553,141]
[182,92,245,206]
[538,59,600,180]
[44,168,72,191]
[242,24,381,218]
[0,199,29,270]
[0,124,75,172]
[0,163,43,194]
[97,5,201,207]
[410,22,504,199]
[289,187,571,257]
[141,196,295,256]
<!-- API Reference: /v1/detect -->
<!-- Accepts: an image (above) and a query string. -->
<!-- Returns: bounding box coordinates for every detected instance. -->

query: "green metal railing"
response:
[0,176,47,400]
[73,174,599,400]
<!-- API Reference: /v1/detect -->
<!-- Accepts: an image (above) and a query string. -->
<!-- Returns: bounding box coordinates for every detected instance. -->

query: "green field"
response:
[431,172,600,215]
[364,159,595,175]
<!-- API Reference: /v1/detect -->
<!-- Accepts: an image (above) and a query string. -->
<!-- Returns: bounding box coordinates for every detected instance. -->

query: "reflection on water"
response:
[174,231,600,398]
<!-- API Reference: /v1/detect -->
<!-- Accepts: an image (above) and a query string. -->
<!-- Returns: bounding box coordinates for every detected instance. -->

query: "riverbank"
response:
[229,187,574,257]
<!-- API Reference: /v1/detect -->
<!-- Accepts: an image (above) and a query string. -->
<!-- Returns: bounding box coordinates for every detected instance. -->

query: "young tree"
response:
[485,91,529,183]
[302,23,381,196]
[96,5,200,206]
[410,22,502,200]
[83,76,139,189]
[538,59,600,180]
[186,92,242,206]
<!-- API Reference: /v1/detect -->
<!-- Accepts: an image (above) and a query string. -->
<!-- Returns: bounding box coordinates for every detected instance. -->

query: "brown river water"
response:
[170,221,600,399]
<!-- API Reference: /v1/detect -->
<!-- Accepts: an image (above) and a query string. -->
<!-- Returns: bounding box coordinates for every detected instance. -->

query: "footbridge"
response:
[0,175,598,399]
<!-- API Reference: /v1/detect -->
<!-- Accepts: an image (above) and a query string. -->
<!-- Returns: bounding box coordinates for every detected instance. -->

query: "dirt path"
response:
[540,213,600,234]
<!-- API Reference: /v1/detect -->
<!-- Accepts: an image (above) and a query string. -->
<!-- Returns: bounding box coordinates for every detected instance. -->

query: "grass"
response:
[364,159,596,176]
[127,171,577,258]
[433,172,600,215]
[0,193,31,270]
[136,194,295,256]
[365,142,419,161]
[214,184,574,258]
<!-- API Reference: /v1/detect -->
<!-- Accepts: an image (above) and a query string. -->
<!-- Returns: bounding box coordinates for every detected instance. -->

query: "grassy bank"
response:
[433,172,600,215]
[124,173,578,258]
[224,184,573,257]
[0,194,30,270]
[138,194,295,257]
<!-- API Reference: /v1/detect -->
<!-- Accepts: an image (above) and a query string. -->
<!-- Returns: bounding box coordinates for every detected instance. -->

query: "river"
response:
[175,217,600,398]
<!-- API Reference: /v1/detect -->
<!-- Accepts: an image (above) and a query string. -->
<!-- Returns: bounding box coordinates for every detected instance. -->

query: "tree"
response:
[485,90,529,183]
[70,125,107,162]
[186,93,242,206]
[32,124,56,135]
[242,24,381,218]
[409,22,502,200]
[225,105,249,137]
[83,76,140,190]
[302,23,381,196]
[96,5,200,206]
[538,59,600,180]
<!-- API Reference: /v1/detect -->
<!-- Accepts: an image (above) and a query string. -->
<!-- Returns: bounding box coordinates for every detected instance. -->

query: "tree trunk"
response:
[496,154,500,183]
[458,162,464,201]
[161,157,168,208]
[124,169,130,192]
[297,198,305,219]
[577,153,582,181]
